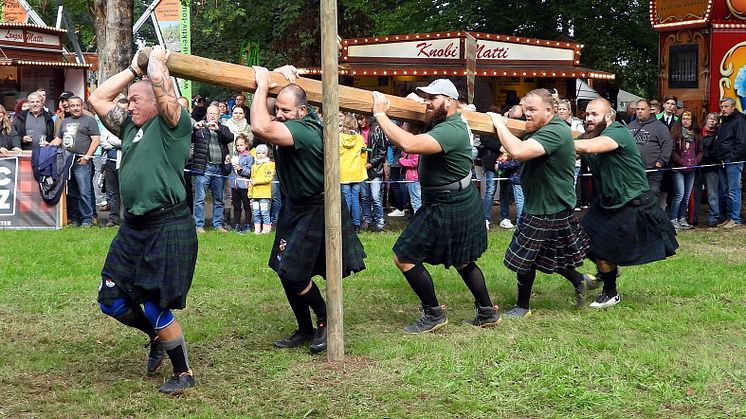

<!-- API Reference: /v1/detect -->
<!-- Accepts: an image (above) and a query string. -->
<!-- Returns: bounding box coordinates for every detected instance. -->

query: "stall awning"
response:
[0,58,90,69]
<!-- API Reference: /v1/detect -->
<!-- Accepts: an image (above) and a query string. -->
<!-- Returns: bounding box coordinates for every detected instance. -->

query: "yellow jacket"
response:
[339,131,368,183]
[249,160,275,199]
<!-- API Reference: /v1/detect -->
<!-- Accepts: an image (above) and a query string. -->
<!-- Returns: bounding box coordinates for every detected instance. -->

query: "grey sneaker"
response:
[503,305,532,318]
[158,371,196,395]
[583,274,601,290]
[462,304,502,327]
[670,219,681,229]
[678,218,693,229]
[146,338,165,373]
[589,292,620,309]
[574,280,587,307]
[404,305,448,333]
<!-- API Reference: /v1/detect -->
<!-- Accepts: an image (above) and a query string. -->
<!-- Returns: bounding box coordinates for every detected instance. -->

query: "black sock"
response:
[516,269,536,309]
[457,262,492,307]
[115,305,157,340]
[402,263,439,307]
[600,268,618,297]
[285,291,314,335]
[161,334,190,374]
[557,268,584,289]
[299,281,327,324]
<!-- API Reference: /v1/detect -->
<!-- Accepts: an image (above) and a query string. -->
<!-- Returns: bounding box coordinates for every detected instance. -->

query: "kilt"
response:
[269,195,366,282]
[393,186,487,268]
[504,209,588,274]
[581,192,678,266]
[98,201,198,310]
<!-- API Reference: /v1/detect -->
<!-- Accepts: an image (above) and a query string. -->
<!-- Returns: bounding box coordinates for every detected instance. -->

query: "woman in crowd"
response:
[224,105,253,153]
[0,105,20,156]
[669,113,703,229]
[700,112,721,227]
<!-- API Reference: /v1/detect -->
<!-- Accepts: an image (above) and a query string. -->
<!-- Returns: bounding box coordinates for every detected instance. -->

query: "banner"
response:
[0,156,61,229]
[1,0,28,23]
[154,0,191,100]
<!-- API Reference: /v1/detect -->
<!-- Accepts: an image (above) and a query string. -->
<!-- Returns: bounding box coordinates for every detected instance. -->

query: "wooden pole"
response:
[320,0,343,362]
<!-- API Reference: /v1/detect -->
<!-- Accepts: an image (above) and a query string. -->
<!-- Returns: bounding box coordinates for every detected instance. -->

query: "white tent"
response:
[616,89,644,112]
[576,78,601,101]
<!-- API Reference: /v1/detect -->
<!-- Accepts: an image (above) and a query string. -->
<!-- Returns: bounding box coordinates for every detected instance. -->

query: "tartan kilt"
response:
[581,195,678,266]
[98,205,198,310]
[269,195,366,282]
[393,186,487,268]
[504,209,589,274]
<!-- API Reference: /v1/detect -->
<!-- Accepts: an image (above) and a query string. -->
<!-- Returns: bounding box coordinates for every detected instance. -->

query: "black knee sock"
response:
[557,268,584,289]
[161,334,190,374]
[600,268,618,297]
[402,263,439,307]
[457,262,492,307]
[285,291,314,335]
[115,305,157,340]
[299,281,327,324]
[516,269,536,309]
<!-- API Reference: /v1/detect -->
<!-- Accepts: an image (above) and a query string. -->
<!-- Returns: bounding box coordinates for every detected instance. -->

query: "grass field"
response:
[1,225,745,418]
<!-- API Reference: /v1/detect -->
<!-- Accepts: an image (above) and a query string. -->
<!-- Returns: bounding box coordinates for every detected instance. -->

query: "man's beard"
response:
[585,118,608,138]
[524,114,548,134]
[424,103,448,131]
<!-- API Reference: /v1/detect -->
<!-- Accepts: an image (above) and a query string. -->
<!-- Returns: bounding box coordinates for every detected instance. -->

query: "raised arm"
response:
[371,91,442,155]
[88,53,144,137]
[250,66,294,146]
[486,112,546,161]
[147,46,182,128]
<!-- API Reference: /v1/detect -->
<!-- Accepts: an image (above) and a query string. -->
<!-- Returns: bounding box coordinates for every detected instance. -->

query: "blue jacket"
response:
[226,152,254,189]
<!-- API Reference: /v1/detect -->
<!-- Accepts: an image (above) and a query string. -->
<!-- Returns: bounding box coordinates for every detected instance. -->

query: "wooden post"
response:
[320,0,343,362]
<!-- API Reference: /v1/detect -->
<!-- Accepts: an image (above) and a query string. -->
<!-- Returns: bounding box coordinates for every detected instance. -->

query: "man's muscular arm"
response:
[147,46,181,128]
[89,53,142,137]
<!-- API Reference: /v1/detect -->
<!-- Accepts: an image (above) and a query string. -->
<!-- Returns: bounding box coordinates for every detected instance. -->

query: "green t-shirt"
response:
[520,115,577,214]
[582,121,649,209]
[419,113,473,187]
[278,115,325,200]
[119,108,192,215]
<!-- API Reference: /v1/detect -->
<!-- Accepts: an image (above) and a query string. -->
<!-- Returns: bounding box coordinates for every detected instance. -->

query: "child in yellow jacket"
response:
[249,144,276,234]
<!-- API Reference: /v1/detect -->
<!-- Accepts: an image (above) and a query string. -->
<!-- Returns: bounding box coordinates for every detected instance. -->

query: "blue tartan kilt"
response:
[581,195,678,266]
[269,195,366,282]
[504,209,589,274]
[393,185,487,268]
[98,203,198,310]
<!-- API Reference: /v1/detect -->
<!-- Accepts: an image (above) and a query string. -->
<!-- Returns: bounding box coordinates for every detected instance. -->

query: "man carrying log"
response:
[371,79,501,333]
[250,66,366,354]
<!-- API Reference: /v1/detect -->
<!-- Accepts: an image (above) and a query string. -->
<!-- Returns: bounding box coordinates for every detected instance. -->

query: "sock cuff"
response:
[161,334,186,351]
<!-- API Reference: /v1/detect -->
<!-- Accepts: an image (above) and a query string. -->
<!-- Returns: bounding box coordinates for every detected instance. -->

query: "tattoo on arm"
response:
[101,106,127,138]
[148,58,182,128]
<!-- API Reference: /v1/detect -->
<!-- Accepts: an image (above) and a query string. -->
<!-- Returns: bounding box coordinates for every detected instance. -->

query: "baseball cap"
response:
[59,91,74,100]
[416,79,459,100]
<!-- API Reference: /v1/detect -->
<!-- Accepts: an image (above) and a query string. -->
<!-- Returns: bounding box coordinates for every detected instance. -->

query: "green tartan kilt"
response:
[393,185,487,268]
[98,204,198,310]
[269,195,366,282]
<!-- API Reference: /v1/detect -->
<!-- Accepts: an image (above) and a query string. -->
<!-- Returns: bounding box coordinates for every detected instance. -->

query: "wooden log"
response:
[142,50,528,137]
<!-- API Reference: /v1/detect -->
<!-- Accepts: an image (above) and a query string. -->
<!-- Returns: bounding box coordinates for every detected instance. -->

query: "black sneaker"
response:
[360,220,371,231]
[145,338,165,373]
[309,321,327,354]
[404,305,448,333]
[159,371,196,395]
[462,304,502,327]
[274,330,314,348]
[589,292,620,309]
[503,305,532,318]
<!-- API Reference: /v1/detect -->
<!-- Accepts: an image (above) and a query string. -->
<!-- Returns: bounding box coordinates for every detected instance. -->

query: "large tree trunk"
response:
[94,0,134,82]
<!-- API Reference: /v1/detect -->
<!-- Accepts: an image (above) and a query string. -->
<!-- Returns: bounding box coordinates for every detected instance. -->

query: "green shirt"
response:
[278,114,325,200]
[582,121,649,209]
[119,108,192,215]
[419,113,473,187]
[520,115,577,214]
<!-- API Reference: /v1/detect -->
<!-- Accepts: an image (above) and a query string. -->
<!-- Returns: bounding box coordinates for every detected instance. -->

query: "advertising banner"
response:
[155,0,191,100]
[1,0,28,23]
[0,156,61,229]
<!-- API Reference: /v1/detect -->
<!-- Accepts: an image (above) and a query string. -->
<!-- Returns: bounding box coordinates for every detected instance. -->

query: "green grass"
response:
[1,226,745,418]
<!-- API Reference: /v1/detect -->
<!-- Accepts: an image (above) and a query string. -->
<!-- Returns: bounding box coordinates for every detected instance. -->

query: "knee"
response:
[100,298,130,318]
[280,277,312,295]
[143,301,175,330]
[393,254,413,272]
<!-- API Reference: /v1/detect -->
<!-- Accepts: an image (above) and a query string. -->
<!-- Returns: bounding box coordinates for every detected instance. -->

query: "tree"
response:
[94,0,134,81]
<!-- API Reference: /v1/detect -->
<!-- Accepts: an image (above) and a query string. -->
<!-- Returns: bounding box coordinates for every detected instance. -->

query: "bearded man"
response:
[488,89,590,318]
[372,79,501,332]
[574,98,678,308]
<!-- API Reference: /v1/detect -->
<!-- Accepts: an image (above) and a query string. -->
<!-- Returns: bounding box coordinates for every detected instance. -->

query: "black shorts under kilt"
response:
[581,192,678,266]
[98,201,198,310]
[269,195,366,282]
[393,186,487,268]
[504,209,589,274]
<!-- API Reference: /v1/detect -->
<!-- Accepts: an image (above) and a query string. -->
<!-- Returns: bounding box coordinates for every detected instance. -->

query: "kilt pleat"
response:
[393,186,487,268]
[99,210,198,309]
[504,210,588,274]
[581,198,678,266]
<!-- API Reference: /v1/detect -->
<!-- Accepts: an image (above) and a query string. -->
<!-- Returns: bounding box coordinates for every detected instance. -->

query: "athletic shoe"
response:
[146,338,165,373]
[388,209,407,217]
[485,220,490,230]
[721,220,738,229]
[678,218,693,230]
[274,330,314,348]
[159,371,196,395]
[589,292,620,309]
[583,273,601,291]
[574,280,587,307]
[670,219,681,229]
[502,305,532,318]
[360,220,371,231]
[404,305,448,333]
[215,227,228,233]
[309,321,327,354]
[499,218,514,229]
[196,227,206,233]
[462,304,502,327]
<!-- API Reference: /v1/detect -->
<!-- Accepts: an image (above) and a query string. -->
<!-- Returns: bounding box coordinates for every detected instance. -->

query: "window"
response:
[669,44,698,89]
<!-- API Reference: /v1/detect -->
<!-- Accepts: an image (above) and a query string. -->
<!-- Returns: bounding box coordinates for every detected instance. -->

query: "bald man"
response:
[575,98,678,308]
[89,46,198,394]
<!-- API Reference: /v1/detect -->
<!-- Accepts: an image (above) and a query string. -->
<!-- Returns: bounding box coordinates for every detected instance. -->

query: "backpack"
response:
[30,145,75,205]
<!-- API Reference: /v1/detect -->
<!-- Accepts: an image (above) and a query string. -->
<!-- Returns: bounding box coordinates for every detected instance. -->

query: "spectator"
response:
[98,98,128,227]
[715,97,746,228]
[12,92,55,150]
[12,99,28,120]
[223,105,253,153]
[669,112,703,229]
[233,94,247,113]
[226,134,253,233]
[497,150,524,227]
[399,150,421,213]
[558,99,585,134]
[249,144,275,234]
[479,133,501,229]
[657,95,679,130]
[649,99,661,116]
[361,116,388,231]
[191,96,206,122]
[217,101,230,123]
[0,105,20,156]
[628,99,672,206]
[387,143,410,217]
[700,112,721,227]
[339,114,368,232]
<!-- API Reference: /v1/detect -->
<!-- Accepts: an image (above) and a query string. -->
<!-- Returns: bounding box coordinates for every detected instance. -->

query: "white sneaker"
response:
[388,209,406,217]
[589,292,620,309]
[499,218,514,229]
[485,220,490,229]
